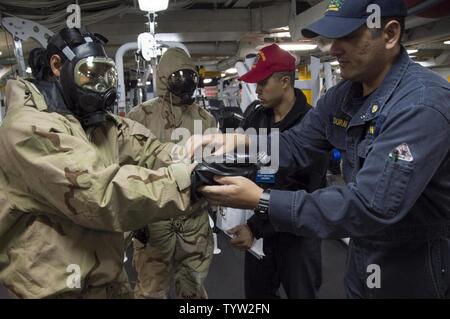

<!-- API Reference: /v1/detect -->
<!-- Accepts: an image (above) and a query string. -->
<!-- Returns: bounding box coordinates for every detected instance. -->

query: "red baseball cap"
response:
[239,44,297,83]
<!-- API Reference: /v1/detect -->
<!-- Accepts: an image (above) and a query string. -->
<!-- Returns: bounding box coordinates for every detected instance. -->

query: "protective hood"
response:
[156,47,197,105]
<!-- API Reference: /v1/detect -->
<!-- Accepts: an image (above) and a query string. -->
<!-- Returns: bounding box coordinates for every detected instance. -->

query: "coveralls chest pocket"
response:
[371,148,414,219]
[355,114,414,218]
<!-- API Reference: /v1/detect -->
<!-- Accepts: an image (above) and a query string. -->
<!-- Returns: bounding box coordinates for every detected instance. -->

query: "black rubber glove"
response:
[191,153,261,201]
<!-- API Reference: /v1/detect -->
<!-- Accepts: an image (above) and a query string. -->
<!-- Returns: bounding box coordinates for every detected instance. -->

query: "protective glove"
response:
[191,153,263,201]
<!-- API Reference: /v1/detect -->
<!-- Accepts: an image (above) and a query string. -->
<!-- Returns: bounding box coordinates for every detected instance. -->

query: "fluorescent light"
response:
[225,68,237,74]
[330,60,339,66]
[26,67,32,74]
[267,32,291,38]
[138,0,169,12]
[0,51,2,56]
[279,43,317,51]
[407,49,418,54]
[444,40,450,45]
[203,78,212,84]
[145,81,151,85]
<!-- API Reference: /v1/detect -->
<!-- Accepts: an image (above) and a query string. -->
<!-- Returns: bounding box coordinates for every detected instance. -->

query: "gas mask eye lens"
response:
[74,57,118,93]
[167,69,199,97]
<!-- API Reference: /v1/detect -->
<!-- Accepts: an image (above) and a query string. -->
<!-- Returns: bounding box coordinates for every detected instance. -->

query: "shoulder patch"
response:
[389,143,414,162]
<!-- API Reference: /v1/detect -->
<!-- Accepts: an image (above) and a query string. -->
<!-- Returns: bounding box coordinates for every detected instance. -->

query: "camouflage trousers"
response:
[5,270,132,299]
[52,268,132,299]
[49,281,133,299]
[132,210,213,299]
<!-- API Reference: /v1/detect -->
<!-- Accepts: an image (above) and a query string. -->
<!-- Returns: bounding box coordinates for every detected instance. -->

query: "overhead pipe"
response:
[216,35,263,71]
[115,42,138,115]
[407,0,449,16]
[217,56,240,72]
[158,41,191,56]
[404,15,450,46]
[417,51,450,68]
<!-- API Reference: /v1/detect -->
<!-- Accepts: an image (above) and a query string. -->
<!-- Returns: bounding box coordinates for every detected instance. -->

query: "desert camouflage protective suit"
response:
[0,78,197,298]
[127,48,216,299]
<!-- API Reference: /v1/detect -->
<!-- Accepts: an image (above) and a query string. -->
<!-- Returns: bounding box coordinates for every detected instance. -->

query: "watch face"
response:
[255,189,270,216]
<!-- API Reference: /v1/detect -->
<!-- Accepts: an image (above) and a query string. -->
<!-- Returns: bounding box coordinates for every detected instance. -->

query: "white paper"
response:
[217,207,265,259]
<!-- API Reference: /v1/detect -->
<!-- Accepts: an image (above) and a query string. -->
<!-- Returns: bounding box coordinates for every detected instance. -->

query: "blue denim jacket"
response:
[269,48,450,241]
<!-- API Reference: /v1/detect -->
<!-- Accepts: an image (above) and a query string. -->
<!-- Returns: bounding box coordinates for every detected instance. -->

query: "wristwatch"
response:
[254,189,271,217]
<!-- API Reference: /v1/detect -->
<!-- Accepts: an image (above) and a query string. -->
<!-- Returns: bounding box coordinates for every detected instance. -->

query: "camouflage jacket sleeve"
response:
[2,109,195,233]
[116,116,187,169]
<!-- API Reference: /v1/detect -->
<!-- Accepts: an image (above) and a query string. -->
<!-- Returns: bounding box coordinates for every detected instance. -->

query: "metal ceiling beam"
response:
[90,4,290,46]
[408,0,449,16]
[289,0,330,41]
[234,0,253,8]
[404,16,450,46]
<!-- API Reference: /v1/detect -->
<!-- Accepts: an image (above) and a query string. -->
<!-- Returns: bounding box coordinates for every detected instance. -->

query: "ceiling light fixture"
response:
[407,49,418,54]
[279,43,318,51]
[267,32,291,38]
[138,0,169,12]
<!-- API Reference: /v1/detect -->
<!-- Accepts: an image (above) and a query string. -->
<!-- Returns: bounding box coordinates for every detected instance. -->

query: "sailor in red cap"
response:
[239,44,302,119]
[240,44,296,83]
[228,43,327,299]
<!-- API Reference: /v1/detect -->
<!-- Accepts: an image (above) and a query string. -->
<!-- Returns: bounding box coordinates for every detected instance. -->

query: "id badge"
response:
[255,167,276,185]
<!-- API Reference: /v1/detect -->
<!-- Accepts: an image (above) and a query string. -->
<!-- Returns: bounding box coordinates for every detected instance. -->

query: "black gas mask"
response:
[48,29,118,127]
[167,69,198,105]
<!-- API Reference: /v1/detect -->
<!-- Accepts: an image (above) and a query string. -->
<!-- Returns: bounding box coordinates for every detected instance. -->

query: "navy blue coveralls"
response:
[267,48,450,298]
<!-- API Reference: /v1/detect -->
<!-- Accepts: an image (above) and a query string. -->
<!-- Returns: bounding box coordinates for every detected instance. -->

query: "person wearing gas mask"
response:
[127,48,217,299]
[0,28,199,299]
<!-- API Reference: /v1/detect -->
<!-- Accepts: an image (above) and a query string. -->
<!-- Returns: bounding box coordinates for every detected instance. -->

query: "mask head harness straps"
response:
[47,28,117,127]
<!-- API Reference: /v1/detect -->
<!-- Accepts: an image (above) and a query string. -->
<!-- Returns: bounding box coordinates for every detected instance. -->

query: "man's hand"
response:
[185,133,249,160]
[199,176,263,209]
[228,224,255,251]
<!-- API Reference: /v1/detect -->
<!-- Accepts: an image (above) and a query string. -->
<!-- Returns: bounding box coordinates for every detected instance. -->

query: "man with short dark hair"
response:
[190,0,450,298]
[229,44,326,299]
